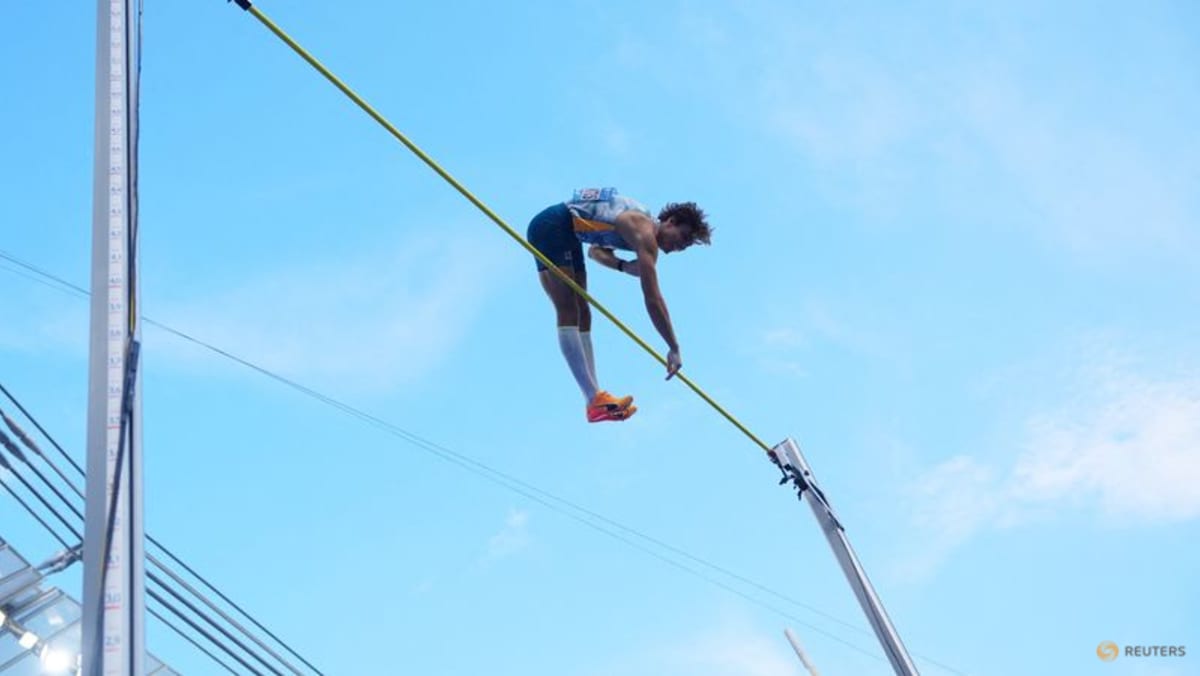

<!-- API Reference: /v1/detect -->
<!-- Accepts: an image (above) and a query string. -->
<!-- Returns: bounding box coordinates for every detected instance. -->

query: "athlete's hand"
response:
[666,348,682,380]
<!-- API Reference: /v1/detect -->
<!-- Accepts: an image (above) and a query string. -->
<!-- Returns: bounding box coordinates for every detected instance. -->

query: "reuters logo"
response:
[1097,641,1119,662]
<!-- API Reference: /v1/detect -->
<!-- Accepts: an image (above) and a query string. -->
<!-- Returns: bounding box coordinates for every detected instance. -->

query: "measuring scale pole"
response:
[83,0,145,674]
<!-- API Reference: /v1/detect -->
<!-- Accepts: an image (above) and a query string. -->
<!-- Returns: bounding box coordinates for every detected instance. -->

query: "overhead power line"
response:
[0,438,304,675]
[0,255,967,675]
[0,390,322,675]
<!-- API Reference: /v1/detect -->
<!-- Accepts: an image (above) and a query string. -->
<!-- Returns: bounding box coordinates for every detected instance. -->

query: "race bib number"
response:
[572,187,617,202]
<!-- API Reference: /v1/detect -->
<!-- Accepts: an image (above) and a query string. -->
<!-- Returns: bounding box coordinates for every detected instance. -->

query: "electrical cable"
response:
[0,397,316,675]
[0,399,315,674]
[0,253,967,674]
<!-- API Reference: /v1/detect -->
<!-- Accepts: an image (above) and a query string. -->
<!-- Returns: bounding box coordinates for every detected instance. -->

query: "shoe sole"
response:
[587,394,635,422]
[588,405,638,423]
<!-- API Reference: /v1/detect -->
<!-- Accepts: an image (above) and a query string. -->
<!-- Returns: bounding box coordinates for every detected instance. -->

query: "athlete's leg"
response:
[540,266,597,402]
[544,262,633,417]
[527,205,631,420]
[571,265,598,383]
[539,266,581,327]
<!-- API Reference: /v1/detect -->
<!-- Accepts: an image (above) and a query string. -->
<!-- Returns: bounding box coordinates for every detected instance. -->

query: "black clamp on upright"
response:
[769,438,843,531]
[229,0,252,10]
[118,339,141,428]
[769,446,810,496]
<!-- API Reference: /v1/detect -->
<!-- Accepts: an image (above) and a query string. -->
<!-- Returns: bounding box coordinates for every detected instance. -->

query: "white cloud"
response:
[687,3,1199,260]
[1012,370,1200,522]
[755,326,809,379]
[762,327,805,349]
[896,455,1004,582]
[149,229,505,393]
[0,308,84,356]
[483,509,531,563]
[961,76,1196,259]
[754,299,892,378]
[899,355,1200,579]
[586,620,805,676]
[764,51,919,166]
[757,358,809,380]
[0,268,87,357]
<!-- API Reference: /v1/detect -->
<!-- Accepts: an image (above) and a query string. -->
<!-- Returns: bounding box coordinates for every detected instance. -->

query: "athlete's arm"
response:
[588,245,640,277]
[614,213,682,379]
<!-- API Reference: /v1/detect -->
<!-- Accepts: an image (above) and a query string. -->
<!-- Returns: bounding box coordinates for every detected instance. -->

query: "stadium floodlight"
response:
[19,629,39,649]
[41,645,73,673]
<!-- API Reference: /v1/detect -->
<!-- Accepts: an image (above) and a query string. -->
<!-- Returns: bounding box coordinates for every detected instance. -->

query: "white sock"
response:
[558,326,599,402]
[579,331,598,386]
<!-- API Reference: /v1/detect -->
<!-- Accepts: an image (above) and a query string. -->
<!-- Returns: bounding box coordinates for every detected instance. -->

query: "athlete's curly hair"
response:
[658,202,712,245]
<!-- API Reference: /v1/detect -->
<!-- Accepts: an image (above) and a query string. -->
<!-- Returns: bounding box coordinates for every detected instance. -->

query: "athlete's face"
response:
[658,219,695,254]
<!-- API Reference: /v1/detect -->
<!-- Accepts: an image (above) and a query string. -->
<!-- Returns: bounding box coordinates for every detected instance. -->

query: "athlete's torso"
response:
[565,187,652,251]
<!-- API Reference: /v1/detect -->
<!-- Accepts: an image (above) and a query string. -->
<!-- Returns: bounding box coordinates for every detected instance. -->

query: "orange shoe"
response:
[586,391,634,423]
[613,405,637,420]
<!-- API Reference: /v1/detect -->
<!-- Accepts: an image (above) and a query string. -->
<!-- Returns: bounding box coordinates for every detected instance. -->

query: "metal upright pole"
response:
[784,628,821,676]
[83,0,145,674]
[772,438,919,676]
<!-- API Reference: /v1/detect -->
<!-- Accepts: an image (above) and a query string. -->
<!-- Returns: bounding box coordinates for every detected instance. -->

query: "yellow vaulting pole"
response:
[228,0,773,454]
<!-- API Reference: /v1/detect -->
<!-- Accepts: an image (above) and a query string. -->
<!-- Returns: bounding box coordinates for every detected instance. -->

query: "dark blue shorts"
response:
[527,203,580,272]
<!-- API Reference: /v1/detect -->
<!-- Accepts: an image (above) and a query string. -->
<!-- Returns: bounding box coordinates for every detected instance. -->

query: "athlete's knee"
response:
[577,301,592,331]
[555,304,580,326]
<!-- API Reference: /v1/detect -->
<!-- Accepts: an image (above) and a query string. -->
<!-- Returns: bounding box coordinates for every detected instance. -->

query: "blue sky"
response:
[2,1,1198,674]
